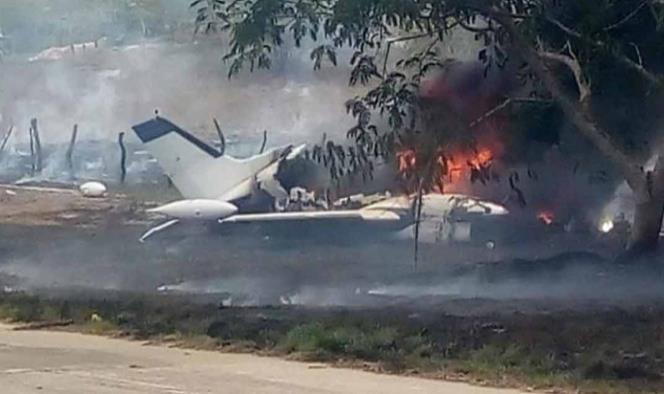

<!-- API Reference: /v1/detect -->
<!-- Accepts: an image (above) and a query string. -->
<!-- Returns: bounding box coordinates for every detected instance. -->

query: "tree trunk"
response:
[492,11,663,255]
[629,156,664,254]
[629,197,664,254]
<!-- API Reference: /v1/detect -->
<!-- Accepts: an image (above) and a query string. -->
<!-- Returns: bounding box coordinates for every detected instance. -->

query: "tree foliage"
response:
[193,0,663,182]
[193,0,664,252]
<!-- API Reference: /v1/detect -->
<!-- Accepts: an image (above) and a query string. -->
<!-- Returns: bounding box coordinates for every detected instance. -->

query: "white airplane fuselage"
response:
[132,117,513,245]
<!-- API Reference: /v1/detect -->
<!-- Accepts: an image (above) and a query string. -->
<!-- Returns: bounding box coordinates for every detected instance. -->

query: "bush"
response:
[281,323,347,356]
[0,295,43,322]
[280,322,402,362]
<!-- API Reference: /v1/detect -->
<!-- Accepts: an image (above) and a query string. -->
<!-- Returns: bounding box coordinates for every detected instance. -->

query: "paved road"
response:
[0,324,526,394]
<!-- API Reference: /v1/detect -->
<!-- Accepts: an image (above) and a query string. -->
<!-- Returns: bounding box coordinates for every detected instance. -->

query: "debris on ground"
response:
[12,319,74,331]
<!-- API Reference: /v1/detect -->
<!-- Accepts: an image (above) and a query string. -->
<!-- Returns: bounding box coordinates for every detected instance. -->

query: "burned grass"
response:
[1,292,664,393]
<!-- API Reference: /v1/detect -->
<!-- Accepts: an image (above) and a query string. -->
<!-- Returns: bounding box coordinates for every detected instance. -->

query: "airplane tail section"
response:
[132,117,283,200]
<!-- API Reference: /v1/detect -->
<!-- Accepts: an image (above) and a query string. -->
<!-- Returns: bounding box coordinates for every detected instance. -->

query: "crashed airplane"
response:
[132,117,510,245]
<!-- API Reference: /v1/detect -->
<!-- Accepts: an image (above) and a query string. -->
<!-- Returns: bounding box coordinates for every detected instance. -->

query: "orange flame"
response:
[537,211,555,225]
[396,147,494,193]
[397,149,417,173]
[448,148,493,183]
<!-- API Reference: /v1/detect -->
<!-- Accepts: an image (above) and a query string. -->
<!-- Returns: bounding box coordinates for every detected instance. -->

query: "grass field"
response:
[1,291,663,394]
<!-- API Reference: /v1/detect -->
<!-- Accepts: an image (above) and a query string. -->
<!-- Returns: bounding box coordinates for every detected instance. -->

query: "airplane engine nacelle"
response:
[148,199,238,220]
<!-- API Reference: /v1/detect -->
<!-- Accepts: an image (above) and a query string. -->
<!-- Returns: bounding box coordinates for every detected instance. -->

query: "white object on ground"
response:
[79,181,107,198]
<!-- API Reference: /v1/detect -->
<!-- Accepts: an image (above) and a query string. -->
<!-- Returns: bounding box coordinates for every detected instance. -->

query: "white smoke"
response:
[0,40,359,145]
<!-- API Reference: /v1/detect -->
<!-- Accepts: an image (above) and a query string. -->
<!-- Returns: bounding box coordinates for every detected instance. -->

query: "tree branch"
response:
[487,8,646,191]
[539,43,591,105]
[468,97,553,129]
[457,18,495,33]
[382,33,431,76]
[630,43,644,66]
[468,97,512,128]
[649,0,664,30]
[604,1,648,31]
[545,15,662,88]
[545,15,583,39]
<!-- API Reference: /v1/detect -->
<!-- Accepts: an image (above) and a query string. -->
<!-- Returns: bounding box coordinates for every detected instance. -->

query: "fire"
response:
[397,149,417,173]
[396,147,494,192]
[447,148,493,183]
[537,211,555,225]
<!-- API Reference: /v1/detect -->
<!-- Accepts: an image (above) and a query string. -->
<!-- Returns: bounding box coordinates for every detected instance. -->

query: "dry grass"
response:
[1,291,664,394]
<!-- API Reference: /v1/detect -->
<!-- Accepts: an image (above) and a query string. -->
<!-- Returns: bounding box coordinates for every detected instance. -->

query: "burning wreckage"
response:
[131,116,549,248]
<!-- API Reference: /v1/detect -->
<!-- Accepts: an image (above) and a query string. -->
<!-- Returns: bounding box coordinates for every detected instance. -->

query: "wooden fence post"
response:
[118,132,127,183]
[29,118,42,174]
[0,125,14,160]
[66,124,78,178]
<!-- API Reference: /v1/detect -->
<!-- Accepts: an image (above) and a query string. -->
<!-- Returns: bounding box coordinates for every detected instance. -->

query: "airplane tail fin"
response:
[132,117,283,200]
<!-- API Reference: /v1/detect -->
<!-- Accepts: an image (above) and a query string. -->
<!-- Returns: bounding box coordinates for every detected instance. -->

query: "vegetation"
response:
[3,291,664,393]
[192,0,664,255]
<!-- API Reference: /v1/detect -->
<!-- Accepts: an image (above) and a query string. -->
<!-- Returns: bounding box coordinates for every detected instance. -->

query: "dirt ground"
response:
[0,323,528,394]
[0,184,145,227]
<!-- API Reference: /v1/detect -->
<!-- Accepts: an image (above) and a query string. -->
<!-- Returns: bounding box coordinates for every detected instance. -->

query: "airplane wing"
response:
[219,209,403,224]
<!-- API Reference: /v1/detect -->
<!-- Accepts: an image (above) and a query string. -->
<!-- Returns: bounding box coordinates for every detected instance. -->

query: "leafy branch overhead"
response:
[192,0,663,185]
[192,0,664,253]
[192,0,663,176]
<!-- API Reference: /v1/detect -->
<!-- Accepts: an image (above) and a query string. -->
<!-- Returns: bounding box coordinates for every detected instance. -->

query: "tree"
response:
[193,0,664,256]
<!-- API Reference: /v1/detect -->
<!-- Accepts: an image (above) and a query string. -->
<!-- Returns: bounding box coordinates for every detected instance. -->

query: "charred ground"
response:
[0,184,663,394]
